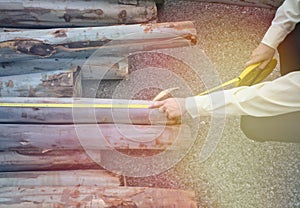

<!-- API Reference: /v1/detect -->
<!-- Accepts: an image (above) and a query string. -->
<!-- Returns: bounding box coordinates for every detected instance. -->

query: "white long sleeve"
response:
[262,0,300,49]
[185,71,300,117]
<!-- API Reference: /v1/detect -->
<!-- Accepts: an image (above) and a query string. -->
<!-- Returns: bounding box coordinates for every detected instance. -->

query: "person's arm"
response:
[262,0,300,49]
[185,71,300,117]
[149,72,300,119]
[246,0,300,68]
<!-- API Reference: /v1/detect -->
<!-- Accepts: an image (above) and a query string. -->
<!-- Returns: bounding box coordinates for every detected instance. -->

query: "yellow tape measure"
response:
[198,58,277,96]
[0,59,276,109]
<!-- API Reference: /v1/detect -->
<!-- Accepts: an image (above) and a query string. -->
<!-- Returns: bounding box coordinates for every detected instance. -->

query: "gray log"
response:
[0,97,176,125]
[0,67,81,97]
[0,21,197,62]
[0,124,191,151]
[0,56,128,80]
[0,186,197,208]
[0,170,120,187]
[0,0,157,28]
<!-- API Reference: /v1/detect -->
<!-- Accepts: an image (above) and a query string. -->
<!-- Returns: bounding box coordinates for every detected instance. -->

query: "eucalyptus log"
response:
[0,67,81,97]
[0,97,177,125]
[0,124,191,151]
[0,186,197,208]
[0,21,197,62]
[0,150,99,172]
[0,0,157,28]
[0,170,120,187]
[0,56,128,80]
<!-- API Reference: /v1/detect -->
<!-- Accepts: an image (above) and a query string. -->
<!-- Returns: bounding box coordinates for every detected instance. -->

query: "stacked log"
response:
[0,57,128,80]
[0,97,193,170]
[0,185,196,207]
[0,0,157,28]
[0,21,197,62]
[0,67,82,97]
[0,97,197,206]
[0,21,197,96]
[0,170,197,207]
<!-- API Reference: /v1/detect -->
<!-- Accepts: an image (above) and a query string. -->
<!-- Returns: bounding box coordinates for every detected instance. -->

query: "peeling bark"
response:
[0,66,81,97]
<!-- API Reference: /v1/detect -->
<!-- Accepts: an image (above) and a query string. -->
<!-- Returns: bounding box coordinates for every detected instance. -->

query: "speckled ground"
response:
[92,1,300,207]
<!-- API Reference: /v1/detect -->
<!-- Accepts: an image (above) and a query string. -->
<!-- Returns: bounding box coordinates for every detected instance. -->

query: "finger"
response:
[245,56,264,68]
[159,106,166,113]
[148,101,164,109]
[257,58,272,70]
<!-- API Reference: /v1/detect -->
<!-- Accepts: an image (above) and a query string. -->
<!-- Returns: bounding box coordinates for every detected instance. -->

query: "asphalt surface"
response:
[92,1,300,207]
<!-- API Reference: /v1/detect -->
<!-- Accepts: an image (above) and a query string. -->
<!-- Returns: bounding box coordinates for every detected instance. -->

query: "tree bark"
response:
[0,186,197,208]
[0,97,177,125]
[0,0,157,28]
[0,67,81,97]
[0,21,197,62]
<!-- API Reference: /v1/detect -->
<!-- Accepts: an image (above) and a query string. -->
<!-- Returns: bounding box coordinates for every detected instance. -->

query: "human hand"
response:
[148,98,186,120]
[245,42,275,69]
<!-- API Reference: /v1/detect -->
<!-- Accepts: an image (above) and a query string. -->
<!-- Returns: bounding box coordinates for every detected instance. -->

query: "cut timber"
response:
[0,56,128,80]
[0,21,197,62]
[0,97,177,125]
[0,186,197,208]
[0,67,81,97]
[0,124,191,151]
[0,170,120,187]
[0,150,99,172]
[0,0,157,28]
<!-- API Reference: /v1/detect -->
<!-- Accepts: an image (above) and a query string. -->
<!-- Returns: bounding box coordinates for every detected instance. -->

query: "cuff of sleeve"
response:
[185,96,211,118]
[262,25,288,49]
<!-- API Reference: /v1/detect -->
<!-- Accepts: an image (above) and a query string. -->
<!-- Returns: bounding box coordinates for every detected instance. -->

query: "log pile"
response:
[0,97,197,206]
[0,0,198,207]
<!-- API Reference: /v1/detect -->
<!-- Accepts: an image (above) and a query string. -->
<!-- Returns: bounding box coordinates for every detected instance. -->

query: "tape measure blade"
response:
[197,77,239,96]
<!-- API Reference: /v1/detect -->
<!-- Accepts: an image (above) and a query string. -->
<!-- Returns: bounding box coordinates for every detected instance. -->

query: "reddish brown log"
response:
[0,186,197,208]
[0,150,99,172]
